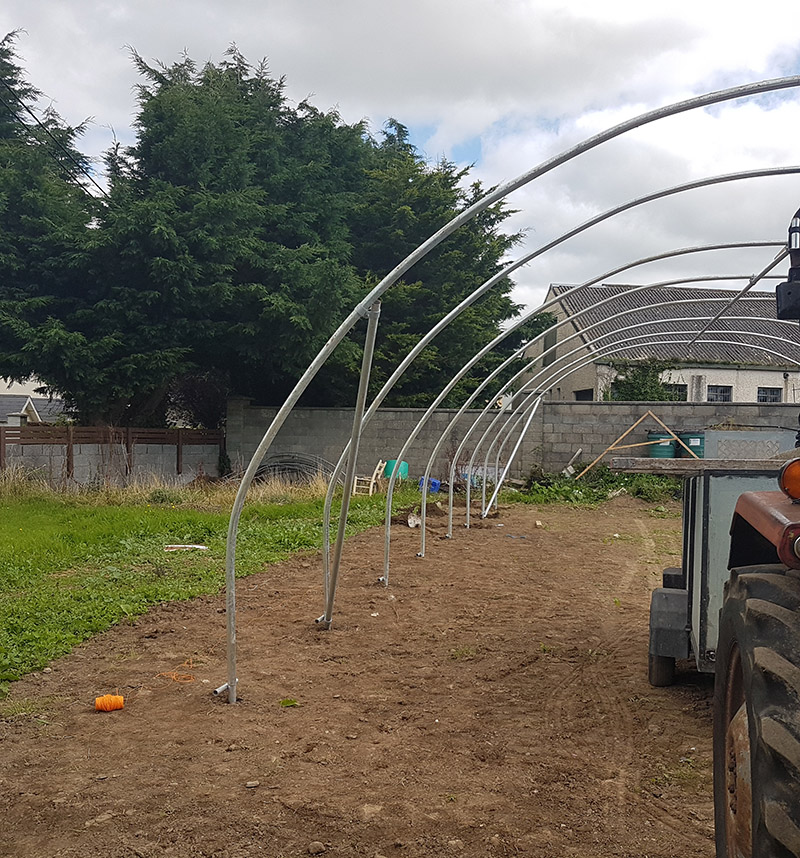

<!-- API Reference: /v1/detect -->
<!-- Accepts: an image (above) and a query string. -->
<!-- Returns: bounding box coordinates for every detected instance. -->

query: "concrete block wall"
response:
[4,441,220,485]
[534,401,800,471]
[7,445,68,483]
[226,398,542,480]
[227,397,800,480]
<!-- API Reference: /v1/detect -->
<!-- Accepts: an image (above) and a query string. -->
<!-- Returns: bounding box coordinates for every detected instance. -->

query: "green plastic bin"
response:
[678,431,705,459]
[647,431,677,459]
[384,459,409,480]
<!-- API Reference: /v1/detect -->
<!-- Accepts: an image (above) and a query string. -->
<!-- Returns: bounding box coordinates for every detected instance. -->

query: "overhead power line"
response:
[0,77,109,200]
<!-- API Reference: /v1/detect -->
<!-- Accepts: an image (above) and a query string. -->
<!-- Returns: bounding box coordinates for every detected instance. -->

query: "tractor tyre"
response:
[648,652,676,687]
[713,565,800,857]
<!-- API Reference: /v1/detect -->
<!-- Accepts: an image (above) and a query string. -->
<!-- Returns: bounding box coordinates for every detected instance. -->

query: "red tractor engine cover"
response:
[729,490,800,570]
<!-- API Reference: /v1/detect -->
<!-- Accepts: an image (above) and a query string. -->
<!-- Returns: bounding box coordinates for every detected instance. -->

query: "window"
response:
[573,388,593,401]
[664,383,688,401]
[542,327,558,366]
[707,385,733,403]
[757,387,782,403]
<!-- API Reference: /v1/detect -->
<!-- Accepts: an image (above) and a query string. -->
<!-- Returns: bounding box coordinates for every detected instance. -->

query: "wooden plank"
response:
[610,456,784,475]
[67,425,74,480]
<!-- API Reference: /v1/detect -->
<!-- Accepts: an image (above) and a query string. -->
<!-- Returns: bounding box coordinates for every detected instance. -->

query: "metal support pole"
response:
[318,302,382,629]
[483,397,542,514]
[686,248,789,345]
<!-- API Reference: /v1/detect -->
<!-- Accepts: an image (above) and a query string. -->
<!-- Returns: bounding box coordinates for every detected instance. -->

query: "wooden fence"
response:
[0,426,224,478]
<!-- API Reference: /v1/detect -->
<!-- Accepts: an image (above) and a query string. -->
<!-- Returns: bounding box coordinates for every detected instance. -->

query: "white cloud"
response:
[2,0,800,316]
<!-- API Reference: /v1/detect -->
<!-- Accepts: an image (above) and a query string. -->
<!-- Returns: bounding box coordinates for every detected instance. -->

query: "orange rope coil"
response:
[95,694,124,712]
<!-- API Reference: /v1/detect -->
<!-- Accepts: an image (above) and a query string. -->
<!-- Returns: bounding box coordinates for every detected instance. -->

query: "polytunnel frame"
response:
[470,306,793,518]
[453,282,785,533]
[461,314,791,529]
[417,278,781,557]
[451,264,791,523]
[479,302,787,516]
[219,75,800,702]
[463,249,793,516]
[404,246,785,563]
[319,167,796,607]
[434,245,788,536]
[475,320,800,517]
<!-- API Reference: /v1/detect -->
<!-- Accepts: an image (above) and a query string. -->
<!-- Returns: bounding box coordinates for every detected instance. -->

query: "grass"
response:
[0,470,417,688]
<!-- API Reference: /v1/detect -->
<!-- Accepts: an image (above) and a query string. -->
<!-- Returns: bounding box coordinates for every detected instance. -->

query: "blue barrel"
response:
[648,431,676,458]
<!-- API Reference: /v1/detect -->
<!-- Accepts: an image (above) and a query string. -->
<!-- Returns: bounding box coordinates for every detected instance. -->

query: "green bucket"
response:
[647,431,677,459]
[384,459,409,480]
[678,431,705,459]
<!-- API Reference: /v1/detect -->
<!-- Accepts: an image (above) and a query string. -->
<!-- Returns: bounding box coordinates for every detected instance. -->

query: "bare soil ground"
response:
[1,496,715,857]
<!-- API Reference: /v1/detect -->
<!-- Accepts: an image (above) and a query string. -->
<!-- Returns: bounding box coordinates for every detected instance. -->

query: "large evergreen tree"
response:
[0,33,97,410]
[0,43,550,424]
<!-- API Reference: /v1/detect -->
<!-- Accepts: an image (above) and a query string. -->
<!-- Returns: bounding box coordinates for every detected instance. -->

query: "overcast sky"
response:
[3,0,800,313]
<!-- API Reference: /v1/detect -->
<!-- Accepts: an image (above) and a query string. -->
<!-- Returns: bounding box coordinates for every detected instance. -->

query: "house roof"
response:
[550,284,800,368]
[0,394,64,424]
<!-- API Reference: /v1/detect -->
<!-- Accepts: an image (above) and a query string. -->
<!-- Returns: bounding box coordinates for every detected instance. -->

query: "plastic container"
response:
[678,431,705,459]
[647,431,677,458]
[384,460,409,480]
[419,477,441,493]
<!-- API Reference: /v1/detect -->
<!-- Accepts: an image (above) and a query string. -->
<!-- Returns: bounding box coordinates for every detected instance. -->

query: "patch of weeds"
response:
[517,465,682,507]
[279,698,300,708]
[538,642,557,654]
[450,646,477,661]
[0,697,40,719]
[649,505,681,519]
[650,756,710,791]
[585,648,608,662]
[114,649,143,662]
[146,487,184,505]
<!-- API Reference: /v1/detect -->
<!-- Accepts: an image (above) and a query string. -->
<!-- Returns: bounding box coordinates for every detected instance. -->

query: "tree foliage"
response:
[0,41,550,424]
[602,359,682,401]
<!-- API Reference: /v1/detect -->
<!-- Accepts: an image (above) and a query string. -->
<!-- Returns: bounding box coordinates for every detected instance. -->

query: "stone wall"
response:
[227,397,800,480]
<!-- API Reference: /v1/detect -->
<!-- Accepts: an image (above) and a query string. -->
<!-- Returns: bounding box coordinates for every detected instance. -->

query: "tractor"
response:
[616,207,800,856]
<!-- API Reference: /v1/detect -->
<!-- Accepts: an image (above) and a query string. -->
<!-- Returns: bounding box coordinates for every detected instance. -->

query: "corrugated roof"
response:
[551,284,800,367]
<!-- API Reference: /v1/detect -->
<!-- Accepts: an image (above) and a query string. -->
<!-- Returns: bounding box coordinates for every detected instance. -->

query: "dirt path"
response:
[1,497,715,857]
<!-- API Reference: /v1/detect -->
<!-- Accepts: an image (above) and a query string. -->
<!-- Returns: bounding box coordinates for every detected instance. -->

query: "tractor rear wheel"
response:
[713,565,800,857]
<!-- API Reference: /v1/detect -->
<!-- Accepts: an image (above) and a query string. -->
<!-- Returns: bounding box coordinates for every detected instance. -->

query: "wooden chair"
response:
[352,460,386,496]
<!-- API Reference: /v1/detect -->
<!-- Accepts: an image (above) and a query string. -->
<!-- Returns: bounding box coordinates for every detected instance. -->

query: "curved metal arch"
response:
[220,75,800,701]
[380,245,790,586]
[427,288,787,550]
[477,323,800,517]
[417,276,782,546]
[316,167,796,605]
[410,266,785,554]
